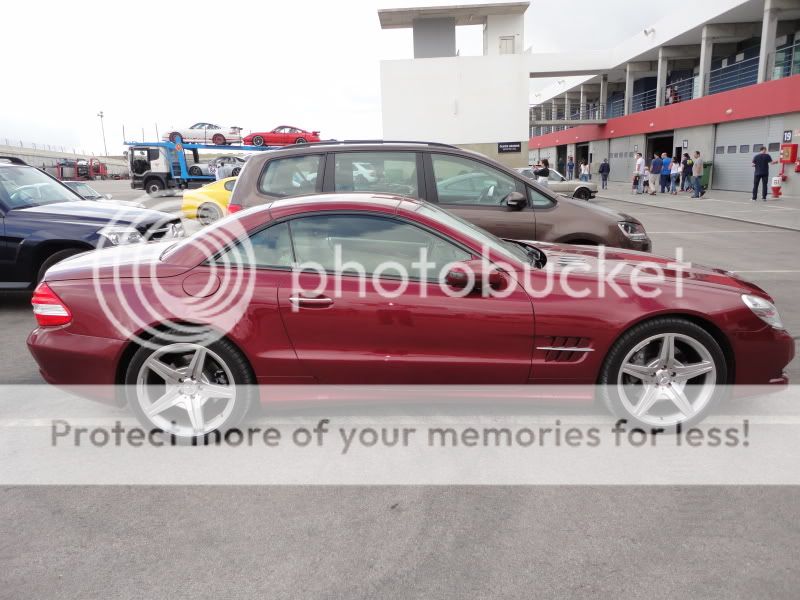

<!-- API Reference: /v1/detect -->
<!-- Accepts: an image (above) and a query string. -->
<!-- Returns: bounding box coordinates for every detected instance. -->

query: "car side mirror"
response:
[505,191,526,211]
[444,259,507,292]
[104,193,113,200]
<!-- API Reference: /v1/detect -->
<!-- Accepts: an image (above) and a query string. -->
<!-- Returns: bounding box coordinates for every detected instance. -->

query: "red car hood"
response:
[524,241,770,297]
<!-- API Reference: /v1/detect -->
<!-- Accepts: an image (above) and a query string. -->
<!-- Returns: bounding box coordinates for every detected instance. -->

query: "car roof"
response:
[268,191,422,212]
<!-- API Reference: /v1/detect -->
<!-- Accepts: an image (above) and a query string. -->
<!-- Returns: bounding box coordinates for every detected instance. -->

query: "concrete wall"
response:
[589,139,610,174]
[673,124,716,162]
[413,18,456,58]
[459,142,528,169]
[381,54,529,145]
[484,13,524,56]
[0,143,128,176]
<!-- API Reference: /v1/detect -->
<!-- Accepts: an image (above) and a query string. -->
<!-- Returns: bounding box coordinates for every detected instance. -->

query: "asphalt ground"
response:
[1,180,799,598]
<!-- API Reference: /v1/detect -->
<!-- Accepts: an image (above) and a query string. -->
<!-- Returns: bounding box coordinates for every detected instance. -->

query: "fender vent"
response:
[538,337,593,362]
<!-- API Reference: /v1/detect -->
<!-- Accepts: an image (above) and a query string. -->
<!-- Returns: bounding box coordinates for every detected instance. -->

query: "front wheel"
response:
[252,135,264,146]
[145,178,165,197]
[125,332,255,439]
[598,318,727,429]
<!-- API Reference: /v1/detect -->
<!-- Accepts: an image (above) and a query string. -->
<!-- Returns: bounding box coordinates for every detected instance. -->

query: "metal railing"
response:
[664,76,695,104]
[607,97,625,118]
[708,55,759,95]
[630,88,656,113]
[771,41,800,80]
[529,102,607,126]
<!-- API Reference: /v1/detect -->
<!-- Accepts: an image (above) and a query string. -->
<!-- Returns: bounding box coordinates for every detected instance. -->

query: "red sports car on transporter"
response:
[243,125,320,147]
[27,193,792,439]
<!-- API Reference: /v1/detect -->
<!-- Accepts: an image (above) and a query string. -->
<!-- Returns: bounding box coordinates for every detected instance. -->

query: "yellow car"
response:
[182,177,237,225]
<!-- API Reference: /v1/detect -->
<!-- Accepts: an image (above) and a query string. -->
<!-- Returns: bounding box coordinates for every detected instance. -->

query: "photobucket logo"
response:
[90,202,258,349]
[288,244,692,308]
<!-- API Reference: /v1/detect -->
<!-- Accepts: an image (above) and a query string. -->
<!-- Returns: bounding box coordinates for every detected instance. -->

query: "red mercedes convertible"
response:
[27,194,793,438]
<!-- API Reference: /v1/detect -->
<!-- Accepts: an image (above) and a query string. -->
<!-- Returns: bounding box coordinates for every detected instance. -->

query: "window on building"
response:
[499,36,516,55]
[752,144,764,152]
[740,145,750,154]
[716,146,725,154]
[727,146,737,154]
[768,142,780,152]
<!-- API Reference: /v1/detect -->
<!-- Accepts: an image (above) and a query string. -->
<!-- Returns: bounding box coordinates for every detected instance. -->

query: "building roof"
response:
[378,1,529,28]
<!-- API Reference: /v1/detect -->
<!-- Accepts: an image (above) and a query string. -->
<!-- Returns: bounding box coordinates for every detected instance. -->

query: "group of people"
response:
[632,151,705,198]
[558,156,592,182]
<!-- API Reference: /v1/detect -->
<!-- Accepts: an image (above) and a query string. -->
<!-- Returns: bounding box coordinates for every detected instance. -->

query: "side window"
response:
[333,152,418,197]
[218,222,294,269]
[223,180,236,192]
[528,186,555,209]
[259,155,321,197]
[290,214,471,279]
[432,154,517,205]
[548,170,563,182]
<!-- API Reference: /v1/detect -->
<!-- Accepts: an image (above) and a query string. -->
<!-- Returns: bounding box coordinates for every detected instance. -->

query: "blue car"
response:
[0,156,183,289]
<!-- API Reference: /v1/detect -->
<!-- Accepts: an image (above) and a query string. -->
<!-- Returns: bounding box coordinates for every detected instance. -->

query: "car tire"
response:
[252,136,264,146]
[295,137,307,144]
[212,134,226,145]
[574,188,591,200]
[189,166,203,176]
[598,317,727,430]
[197,202,224,225]
[124,330,255,440]
[145,179,165,196]
[231,167,241,176]
[37,248,87,284]
[168,131,182,143]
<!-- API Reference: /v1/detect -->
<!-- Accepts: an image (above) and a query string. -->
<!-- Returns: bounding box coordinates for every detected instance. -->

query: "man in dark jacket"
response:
[752,145,778,201]
[680,153,692,191]
[598,158,610,189]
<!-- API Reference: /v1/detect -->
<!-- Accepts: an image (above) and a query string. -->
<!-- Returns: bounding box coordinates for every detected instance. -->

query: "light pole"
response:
[97,111,108,157]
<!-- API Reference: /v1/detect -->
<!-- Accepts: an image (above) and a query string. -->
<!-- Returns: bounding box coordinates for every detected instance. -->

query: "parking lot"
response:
[2,181,800,598]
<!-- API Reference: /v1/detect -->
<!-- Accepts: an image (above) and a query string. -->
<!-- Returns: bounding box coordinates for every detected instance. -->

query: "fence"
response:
[630,88,656,113]
[772,41,800,80]
[708,55,759,96]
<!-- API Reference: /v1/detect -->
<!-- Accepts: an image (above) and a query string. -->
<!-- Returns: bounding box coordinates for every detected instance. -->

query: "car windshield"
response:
[66,182,101,199]
[417,203,534,265]
[0,166,80,209]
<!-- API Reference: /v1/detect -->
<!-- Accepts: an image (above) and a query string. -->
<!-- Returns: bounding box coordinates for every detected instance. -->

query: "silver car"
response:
[516,167,597,201]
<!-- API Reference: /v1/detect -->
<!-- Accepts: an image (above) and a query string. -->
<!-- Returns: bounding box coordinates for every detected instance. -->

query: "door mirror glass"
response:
[444,259,507,291]
[504,191,526,211]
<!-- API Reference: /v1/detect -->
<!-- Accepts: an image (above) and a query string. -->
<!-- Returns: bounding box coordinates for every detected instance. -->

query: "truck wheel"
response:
[252,136,264,146]
[37,248,87,283]
[212,134,226,145]
[145,179,165,196]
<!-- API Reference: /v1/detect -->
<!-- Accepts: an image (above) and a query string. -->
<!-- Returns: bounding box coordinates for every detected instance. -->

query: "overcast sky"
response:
[0,0,652,154]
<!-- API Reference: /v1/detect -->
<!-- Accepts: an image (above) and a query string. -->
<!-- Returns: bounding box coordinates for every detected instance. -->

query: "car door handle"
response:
[289,295,334,308]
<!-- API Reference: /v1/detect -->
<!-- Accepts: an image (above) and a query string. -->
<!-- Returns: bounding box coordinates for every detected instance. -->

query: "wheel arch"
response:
[32,241,94,283]
[596,311,736,385]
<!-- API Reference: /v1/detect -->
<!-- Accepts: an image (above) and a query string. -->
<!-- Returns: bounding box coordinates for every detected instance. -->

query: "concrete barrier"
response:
[0,143,128,177]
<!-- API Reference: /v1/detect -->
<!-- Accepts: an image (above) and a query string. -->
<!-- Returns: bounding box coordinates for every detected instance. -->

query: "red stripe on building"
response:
[528,74,800,149]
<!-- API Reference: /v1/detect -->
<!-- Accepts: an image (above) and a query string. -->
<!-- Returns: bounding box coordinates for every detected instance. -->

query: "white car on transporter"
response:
[162,122,243,146]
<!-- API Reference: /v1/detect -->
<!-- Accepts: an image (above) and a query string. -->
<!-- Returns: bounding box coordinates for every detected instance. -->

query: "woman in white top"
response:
[669,159,681,195]
[579,161,590,182]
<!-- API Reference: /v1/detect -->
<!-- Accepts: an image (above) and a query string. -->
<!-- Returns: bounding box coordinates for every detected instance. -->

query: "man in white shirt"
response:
[634,152,645,194]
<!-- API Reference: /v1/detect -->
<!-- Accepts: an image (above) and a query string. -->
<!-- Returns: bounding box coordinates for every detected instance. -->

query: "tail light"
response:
[32,282,72,327]
[228,203,242,214]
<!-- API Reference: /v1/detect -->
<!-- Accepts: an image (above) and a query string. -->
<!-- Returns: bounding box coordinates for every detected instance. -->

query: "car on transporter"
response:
[226,140,651,251]
[27,192,793,439]
[0,156,183,288]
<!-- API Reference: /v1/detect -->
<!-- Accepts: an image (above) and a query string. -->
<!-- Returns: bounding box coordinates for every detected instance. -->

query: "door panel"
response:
[279,273,535,384]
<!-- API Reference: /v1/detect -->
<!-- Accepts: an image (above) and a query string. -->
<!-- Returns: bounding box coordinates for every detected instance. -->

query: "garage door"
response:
[609,137,634,183]
[713,117,784,192]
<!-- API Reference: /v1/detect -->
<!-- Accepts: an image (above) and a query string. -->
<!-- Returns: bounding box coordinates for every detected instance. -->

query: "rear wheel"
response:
[252,135,264,146]
[212,134,226,145]
[197,202,224,225]
[231,167,241,176]
[167,131,182,143]
[574,188,591,200]
[294,137,307,144]
[188,165,203,176]
[37,248,87,283]
[599,318,727,429]
[125,332,255,439]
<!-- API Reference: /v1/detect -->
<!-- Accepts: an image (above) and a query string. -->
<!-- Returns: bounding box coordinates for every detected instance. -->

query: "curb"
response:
[594,193,800,233]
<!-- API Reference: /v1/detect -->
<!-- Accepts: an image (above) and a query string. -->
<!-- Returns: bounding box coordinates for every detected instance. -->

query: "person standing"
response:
[557,156,565,175]
[691,151,703,198]
[634,152,645,194]
[680,152,692,191]
[659,153,671,193]
[533,158,551,186]
[669,157,681,194]
[752,145,778,202]
[567,156,575,180]
[598,158,610,189]
[649,152,662,195]
[579,160,590,182]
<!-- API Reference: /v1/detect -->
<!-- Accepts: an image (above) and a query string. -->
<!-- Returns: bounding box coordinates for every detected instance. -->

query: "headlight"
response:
[165,221,185,239]
[742,294,784,329]
[97,226,144,246]
[618,221,649,242]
